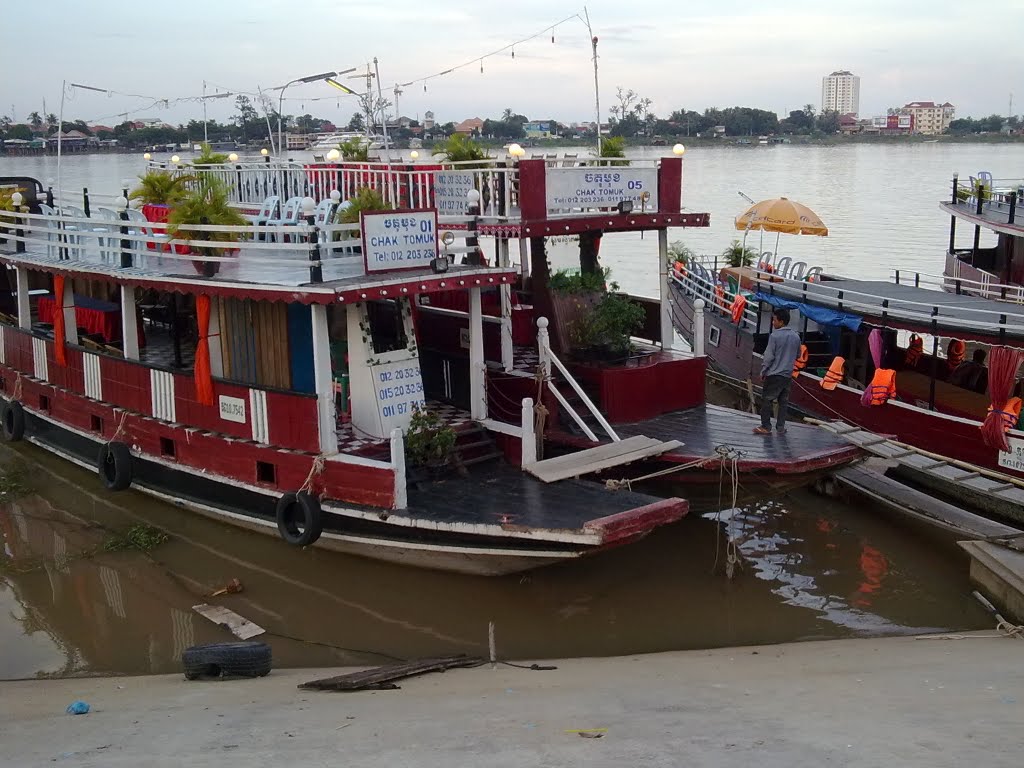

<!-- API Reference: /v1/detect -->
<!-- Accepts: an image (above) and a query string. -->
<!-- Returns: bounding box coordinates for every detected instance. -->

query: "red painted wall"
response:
[570,355,707,423]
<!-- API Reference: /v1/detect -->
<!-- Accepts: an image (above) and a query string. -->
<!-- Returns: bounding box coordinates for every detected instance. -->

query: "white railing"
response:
[894,268,1024,305]
[670,258,760,331]
[535,317,619,443]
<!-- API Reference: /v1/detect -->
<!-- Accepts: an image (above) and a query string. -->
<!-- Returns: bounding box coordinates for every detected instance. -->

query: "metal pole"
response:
[82,188,90,218]
[278,86,286,158]
[374,57,390,152]
[928,312,938,411]
[584,7,602,157]
[203,80,208,143]
[307,211,322,283]
[119,208,132,268]
[951,172,958,205]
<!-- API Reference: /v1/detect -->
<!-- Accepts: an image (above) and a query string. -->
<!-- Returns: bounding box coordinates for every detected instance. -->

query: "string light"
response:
[511,47,515,59]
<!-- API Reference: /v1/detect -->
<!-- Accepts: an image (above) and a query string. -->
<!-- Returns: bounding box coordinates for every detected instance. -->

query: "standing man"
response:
[755,307,801,435]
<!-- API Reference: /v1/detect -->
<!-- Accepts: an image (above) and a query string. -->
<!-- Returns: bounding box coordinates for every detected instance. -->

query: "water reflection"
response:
[0,443,989,679]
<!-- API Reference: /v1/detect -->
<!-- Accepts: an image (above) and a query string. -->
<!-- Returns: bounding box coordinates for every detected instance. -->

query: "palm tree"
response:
[46,113,57,128]
[501,108,513,123]
[802,103,816,117]
[28,111,42,131]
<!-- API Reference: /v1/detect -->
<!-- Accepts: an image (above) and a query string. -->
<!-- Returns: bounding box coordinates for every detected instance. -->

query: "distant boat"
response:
[309,132,370,152]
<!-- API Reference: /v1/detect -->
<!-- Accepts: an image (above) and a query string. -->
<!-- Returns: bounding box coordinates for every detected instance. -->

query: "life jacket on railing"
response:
[791,344,809,378]
[730,294,747,324]
[714,284,726,311]
[821,356,846,390]
[904,334,923,367]
[947,339,965,371]
[866,369,897,405]
[673,260,686,278]
[987,397,1023,432]
[758,261,774,274]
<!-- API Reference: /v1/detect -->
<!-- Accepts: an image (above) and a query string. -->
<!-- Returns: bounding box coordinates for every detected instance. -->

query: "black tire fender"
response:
[97,441,133,491]
[275,491,323,547]
[182,641,272,680]
[1,400,25,442]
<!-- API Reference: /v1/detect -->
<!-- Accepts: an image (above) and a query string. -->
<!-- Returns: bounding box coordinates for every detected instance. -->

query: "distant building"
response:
[821,70,860,116]
[524,120,556,139]
[423,111,435,131]
[454,118,484,136]
[838,113,860,134]
[899,102,955,135]
[868,114,915,134]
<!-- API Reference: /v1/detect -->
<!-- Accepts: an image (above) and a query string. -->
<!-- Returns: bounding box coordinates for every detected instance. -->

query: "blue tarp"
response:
[752,292,863,332]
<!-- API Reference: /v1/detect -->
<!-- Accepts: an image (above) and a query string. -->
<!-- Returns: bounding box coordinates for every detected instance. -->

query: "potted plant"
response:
[404,406,457,477]
[129,169,194,225]
[337,138,370,162]
[568,291,645,363]
[721,239,757,268]
[431,134,490,166]
[191,141,230,166]
[167,176,247,277]
[335,186,393,250]
[594,136,629,167]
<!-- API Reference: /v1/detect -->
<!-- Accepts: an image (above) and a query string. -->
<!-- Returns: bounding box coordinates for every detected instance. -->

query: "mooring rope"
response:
[107,410,129,445]
[299,454,326,496]
[12,372,22,403]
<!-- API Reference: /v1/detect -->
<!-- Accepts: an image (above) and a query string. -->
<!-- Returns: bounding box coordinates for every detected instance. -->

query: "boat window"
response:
[367,299,409,354]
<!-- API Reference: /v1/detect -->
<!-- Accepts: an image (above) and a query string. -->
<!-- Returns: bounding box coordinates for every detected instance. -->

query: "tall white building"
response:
[821,70,860,115]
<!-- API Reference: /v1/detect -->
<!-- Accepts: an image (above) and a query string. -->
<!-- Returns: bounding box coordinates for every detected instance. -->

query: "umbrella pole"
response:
[774,231,780,257]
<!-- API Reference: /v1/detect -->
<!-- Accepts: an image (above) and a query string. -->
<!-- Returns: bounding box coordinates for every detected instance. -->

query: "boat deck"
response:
[402,460,685,535]
[941,199,1024,237]
[549,403,860,475]
[765,276,1024,338]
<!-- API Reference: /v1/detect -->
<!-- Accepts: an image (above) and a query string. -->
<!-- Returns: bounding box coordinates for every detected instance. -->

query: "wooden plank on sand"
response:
[299,655,484,691]
[192,603,265,640]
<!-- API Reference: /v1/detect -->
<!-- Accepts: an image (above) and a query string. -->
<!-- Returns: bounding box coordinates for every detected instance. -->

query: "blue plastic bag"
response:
[65,701,90,715]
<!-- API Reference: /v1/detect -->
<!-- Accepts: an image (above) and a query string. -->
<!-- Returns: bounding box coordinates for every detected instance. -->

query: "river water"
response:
[0,144,1009,678]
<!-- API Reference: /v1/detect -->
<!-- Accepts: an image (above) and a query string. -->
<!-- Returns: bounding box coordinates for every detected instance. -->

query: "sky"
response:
[2,0,1022,128]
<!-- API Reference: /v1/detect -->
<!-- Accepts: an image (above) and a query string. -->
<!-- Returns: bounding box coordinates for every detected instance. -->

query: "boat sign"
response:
[434,172,477,215]
[219,395,246,424]
[361,210,439,273]
[545,168,658,211]
[998,437,1024,473]
[372,360,426,434]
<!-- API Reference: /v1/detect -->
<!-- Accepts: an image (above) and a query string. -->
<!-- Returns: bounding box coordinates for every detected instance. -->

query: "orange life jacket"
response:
[987,397,1023,432]
[905,334,923,367]
[758,261,774,274]
[867,368,897,405]
[714,284,726,311]
[730,294,747,324]
[791,344,809,378]
[673,260,686,278]
[821,356,845,390]
[947,339,965,371]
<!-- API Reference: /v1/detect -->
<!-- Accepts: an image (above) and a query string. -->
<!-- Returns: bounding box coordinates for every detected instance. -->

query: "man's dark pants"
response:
[760,374,792,431]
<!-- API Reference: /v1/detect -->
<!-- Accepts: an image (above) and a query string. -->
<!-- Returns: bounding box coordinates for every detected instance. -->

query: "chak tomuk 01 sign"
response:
[545,168,659,211]
[361,210,439,272]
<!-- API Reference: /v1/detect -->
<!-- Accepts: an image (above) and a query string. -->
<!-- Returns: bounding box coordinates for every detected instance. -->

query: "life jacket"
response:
[673,260,686,278]
[867,368,897,405]
[987,397,1023,432]
[821,356,845,390]
[791,344,809,378]
[714,284,726,311]
[905,334,923,367]
[947,339,965,371]
[758,261,774,274]
[730,294,747,324]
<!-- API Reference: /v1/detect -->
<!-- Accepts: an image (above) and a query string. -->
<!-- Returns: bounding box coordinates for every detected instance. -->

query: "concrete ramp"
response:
[527,435,682,483]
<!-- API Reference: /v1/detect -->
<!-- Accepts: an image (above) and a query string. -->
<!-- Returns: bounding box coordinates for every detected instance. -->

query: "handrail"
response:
[670,268,759,331]
[895,267,1024,304]
[536,317,619,443]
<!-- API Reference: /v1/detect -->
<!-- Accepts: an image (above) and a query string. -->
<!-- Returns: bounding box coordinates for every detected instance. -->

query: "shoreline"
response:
[3,632,1021,766]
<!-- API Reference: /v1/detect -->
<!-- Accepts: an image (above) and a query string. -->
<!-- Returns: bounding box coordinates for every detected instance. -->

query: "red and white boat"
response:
[0,153,858,575]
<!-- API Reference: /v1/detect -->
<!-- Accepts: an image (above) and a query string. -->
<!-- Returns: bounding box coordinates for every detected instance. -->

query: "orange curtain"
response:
[52,274,67,366]
[981,346,1024,452]
[194,294,214,406]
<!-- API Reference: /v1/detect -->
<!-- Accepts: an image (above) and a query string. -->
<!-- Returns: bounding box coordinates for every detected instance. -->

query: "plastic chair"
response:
[126,208,169,258]
[37,204,61,258]
[56,205,88,259]
[790,261,807,280]
[92,207,119,261]
[775,256,793,278]
[266,196,302,242]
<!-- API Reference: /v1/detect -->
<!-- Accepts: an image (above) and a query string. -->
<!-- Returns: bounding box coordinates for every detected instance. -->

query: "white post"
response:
[498,238,514,372]
[310,304,338,454]
[120,285,137,359]
[658,228,674,350]
[390,427,407,510]
[206,296,223,377]
[693,298,706,356]
[15,268,30,330]
[536,316,551,376]
[468,286,487,421]
[520,396,536,467]
[57,277,78,346]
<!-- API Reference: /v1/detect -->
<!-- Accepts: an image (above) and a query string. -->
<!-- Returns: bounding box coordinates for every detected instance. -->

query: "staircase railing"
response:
[536,317,620,443]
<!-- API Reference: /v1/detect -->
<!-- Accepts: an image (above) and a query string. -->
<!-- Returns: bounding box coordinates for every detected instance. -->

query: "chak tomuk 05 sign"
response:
[361,209,439,272]
[545,168,659,211]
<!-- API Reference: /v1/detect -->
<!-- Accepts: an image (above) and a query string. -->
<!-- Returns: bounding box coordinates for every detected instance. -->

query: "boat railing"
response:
[536,317,620,443]
[669,258,760,332]
[756,268,1024,334]
[893,268,1024,305]
[951,175,1024,221]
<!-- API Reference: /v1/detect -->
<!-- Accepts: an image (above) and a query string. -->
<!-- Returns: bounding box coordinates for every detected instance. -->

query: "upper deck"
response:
[941,175,1024,237]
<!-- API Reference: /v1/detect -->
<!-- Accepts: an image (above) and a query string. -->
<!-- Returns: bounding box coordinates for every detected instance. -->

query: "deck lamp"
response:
[326,148,340,161]
[508,143,525,158]
[11,193,24,253]
[410,150,419,161]
[171,155,180,164]
[228,152,239,162]
[143,152,152,161]
[673,143,686,156]
[432,231,455,273]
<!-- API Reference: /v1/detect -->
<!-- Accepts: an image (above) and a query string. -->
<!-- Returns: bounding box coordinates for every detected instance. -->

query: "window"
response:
[39,394,50,411]
[90,414,103,433]
[256,461,277,485]
[367,299,410,354]
[160,437,176,458]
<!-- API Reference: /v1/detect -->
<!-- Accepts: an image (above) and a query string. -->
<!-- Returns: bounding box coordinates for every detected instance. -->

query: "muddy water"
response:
[0,441,990,680]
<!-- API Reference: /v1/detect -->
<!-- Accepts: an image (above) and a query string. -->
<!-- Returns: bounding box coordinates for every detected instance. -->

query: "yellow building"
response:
[900,101,956,135]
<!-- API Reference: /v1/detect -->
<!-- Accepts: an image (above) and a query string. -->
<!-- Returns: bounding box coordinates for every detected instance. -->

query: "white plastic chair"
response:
[56,205,87,259]
[92,207,119,261]
[125,208,169,257]
[266,196,303,242]
[37,204,61,258]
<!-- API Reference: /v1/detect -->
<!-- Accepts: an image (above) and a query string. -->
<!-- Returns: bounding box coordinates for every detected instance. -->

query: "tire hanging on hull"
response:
[276,491,323,547]
[98,441,133,491]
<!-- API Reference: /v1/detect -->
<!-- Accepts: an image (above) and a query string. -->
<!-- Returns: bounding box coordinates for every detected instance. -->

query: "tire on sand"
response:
[182,641,273,680]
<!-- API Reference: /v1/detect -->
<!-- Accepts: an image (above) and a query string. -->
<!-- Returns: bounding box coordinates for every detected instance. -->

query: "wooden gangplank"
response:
[819,420,1024,526]
[526,435,682,484]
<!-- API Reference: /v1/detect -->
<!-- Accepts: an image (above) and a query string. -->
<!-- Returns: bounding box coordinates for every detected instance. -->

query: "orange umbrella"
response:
[734,197,828,236]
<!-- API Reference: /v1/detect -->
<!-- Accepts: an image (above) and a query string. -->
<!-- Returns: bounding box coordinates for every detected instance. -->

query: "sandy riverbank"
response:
[1,632,1021,767]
